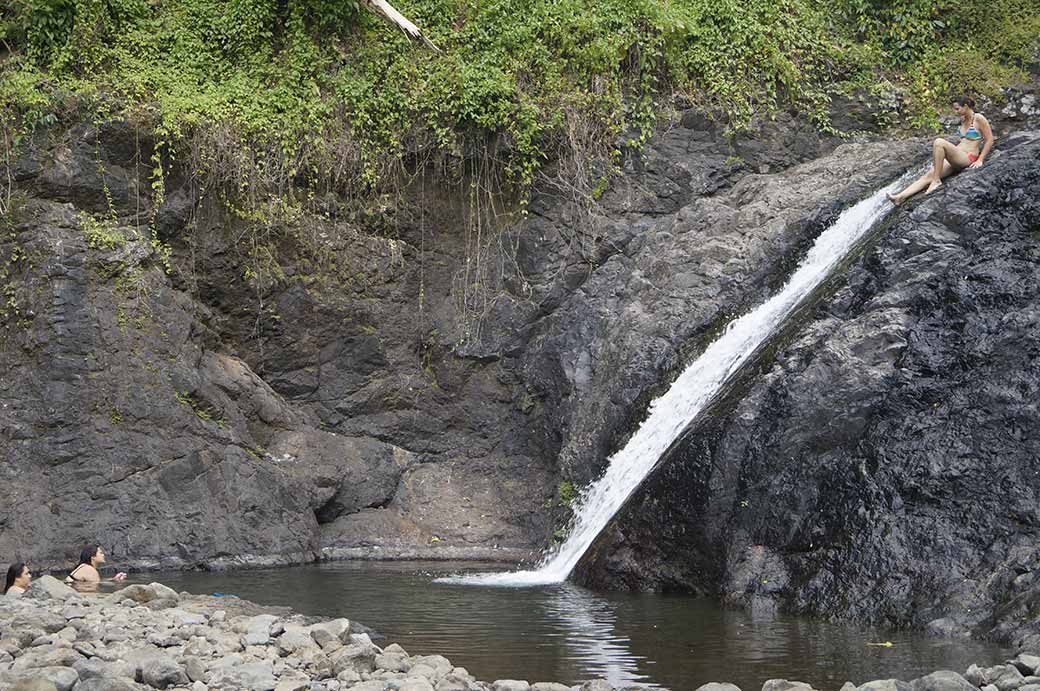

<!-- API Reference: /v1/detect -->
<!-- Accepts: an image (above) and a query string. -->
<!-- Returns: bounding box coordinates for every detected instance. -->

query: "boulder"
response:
[329,638,379,676]
[376,653,412,673]
[73,680,142,691]
[399,679,436,691]
[858,680,911,691]
[911,671,978,691]
[695,684,742,691]
[762,681,814,691]
[10,645,84,670]
[580,682,613,691]
[106,585,160,604]
[208,660,278,690]
[72,658,136,680]
[4,667,79,691]
[8,680,59,691]
[24,577,78,602]
[1012,656,1040,676]
[138,653,189,688]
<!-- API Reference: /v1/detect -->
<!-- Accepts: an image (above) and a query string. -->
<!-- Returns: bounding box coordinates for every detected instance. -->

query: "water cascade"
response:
[443,180,902,587]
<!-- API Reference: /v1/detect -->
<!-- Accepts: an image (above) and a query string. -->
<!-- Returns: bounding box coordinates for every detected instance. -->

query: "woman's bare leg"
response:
[927,139,971,193]
[888,171,934,204]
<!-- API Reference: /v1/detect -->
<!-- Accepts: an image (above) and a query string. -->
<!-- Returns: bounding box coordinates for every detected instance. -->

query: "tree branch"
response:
[361,0,441,53]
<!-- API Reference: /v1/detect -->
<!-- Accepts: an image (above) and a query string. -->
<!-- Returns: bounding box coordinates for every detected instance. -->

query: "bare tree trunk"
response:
[361,0,441,52]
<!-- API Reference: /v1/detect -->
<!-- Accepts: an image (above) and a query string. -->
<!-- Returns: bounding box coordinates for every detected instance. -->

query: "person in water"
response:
[887,96,993,204]
[66,545,127,584]
[4,562,31,597]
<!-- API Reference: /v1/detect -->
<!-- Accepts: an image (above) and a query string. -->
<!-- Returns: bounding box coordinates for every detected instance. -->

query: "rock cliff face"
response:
[1,85,1038,644]
[575,132,1040,649]
[1,105,898,570]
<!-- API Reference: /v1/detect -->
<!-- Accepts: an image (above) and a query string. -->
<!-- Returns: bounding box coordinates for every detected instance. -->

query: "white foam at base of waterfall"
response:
[440,180,901,587]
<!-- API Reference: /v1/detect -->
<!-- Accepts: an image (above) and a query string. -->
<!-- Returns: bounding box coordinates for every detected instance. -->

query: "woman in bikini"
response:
[4,562,31,597]
[887,96,993,204]
[66,545,127,587]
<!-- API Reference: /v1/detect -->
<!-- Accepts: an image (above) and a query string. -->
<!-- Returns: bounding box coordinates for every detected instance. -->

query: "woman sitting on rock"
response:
[887,96,993,204]
[4,562,31,597]
[65,545,127,587]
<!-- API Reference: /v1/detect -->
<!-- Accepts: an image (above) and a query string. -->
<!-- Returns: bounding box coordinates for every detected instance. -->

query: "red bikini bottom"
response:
[967,153,979,164]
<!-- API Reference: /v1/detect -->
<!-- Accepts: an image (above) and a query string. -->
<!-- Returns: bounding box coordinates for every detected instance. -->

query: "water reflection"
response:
[539,585,650,687]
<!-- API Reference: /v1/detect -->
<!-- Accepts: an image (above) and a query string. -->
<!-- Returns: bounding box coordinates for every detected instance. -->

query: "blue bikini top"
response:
[958,114,983,141]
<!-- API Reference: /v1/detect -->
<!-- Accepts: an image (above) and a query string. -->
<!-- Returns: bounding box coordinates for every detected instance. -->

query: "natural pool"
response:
[149,561,1006,690]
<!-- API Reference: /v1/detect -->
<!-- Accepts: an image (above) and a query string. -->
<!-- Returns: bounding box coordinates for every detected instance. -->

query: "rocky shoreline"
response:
[2,575,1039,691]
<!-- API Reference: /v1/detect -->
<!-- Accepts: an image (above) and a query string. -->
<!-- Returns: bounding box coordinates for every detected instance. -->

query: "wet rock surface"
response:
[576,133,1040,647]
[2,579,1038,691]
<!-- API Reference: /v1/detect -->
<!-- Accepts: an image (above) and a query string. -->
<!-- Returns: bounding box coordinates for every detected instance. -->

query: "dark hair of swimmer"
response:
[79,545,101,566]
[951,95,976,109]
[4,562,26,594]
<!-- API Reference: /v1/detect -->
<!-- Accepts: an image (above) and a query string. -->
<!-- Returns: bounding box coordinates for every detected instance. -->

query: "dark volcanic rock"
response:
[576,133,1040,646]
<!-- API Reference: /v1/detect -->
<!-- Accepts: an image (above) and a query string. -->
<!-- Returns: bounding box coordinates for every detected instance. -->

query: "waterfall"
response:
[442,180,901,587]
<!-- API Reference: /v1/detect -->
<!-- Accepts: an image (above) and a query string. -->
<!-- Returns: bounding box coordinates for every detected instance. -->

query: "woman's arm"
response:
[971,115,994,168]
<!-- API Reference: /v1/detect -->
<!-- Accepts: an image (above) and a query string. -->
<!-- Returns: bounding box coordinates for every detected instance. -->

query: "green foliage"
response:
[1,0,1037,218]
[832,0,1039,119]
[78,212,124,251]
[558,480,578,507]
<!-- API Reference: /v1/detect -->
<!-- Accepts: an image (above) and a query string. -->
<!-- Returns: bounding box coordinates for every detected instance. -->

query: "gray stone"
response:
[309,619,352,644]
[10,645,84,670]
[398,680,436,691]
[991,667,1026,691]
[73,658,135,680]
[412,657,451,679]
[6,667,79,691]
[910,671,977,691]
[24,577,78,602]
[435,678,471,691]
[276,682,311,691]
[694,685,742,691]
[925,619,971,638]
[166,609,207,627]
[377,654,412,673]
[492,682,531,691]
[149,583,180,601]
[8,680,59,691]
[73,679,141,691]
[184,656,206,682]
[106,585,160,604]
[139,653,189,688]
[278,629,318,653]
[1013,657,1040,676]
[762,682,813,691]
[208,660,277,690]
[329,640,379,676]
[859,681,912,691]
[531,685,571,691]
[349,682,390,691]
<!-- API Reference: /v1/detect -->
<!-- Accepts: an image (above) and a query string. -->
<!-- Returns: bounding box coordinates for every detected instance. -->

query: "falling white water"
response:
[441,180,902,587]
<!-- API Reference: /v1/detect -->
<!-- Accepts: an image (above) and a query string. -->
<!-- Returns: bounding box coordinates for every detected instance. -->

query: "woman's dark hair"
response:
[4,562,26,594]
[952,95,976,109]
[79,545,101,566]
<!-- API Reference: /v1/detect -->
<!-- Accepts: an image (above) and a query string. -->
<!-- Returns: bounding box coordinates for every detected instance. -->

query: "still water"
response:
[151,561,1005,690]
